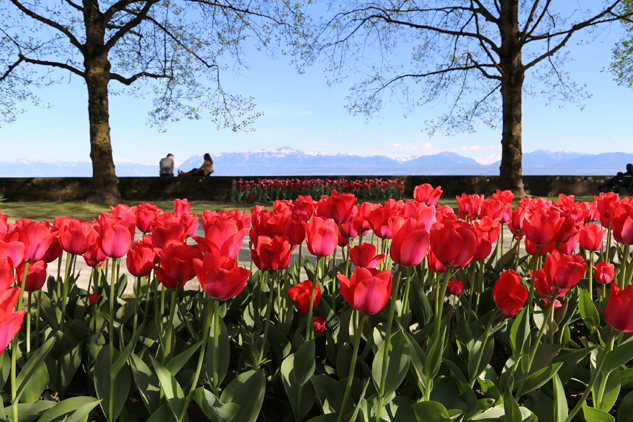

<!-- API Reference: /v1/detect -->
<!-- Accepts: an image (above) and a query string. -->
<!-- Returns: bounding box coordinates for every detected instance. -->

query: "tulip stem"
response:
[338,312,367,422]
[108,257,117,422]
[258,271,274,367]
[564,330,615,422]
[179,296,215,422]
[305,258,321,341]
[331,248,337,312]
[620,245,631,289]
[212,300,221,396]
[376,265,403,422]
[589,253,594,301]
[526,245,541,326]
[133,275,141,339]
[400,266,414,326]
[516,290,557,399]
[11,260,30,422]
[164,283,180,364]
[26,292,32,357]
[93,266,102,333]
[83,268,94,315]
[434,269,452,342]
[36,289,42,349]
[60,253,73,332]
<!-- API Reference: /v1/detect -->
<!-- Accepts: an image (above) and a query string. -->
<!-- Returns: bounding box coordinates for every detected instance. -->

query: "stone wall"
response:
[0,175,610,203]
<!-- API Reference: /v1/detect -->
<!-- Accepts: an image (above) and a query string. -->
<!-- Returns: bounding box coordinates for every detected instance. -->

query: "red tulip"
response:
[292,196,315,221]
[479,198,512,224]
[337,267,392,315]
[40,237,63,264]
[97,214,135,258]
[0,287,25,355]
[0,240,25,269]
[193,219,248,260]
[179,213,199,238]
[435,205,458,224]
[0,257,14,291]
[58,219,94,255]
[558,229,580,255]
[89,294,102,305]
[316,190,356,224]
[400,201,436,230]
[472,229,493,262]
[152,223,187,251]
[541,250,587,290]
[288,280,322,314]
[448,279,463,296]
[338,218,359,241]
[348,243,385,269]
[192,254,250,300]
[16,220,58,262]
[251,236,295,271]
[524,208,563,246]
[390,217,429,267]
[594,262,615,285]
[525,238,555,256]
[413,184,442,206]
[429,221,477,269]
[304,217,338,257]
[605,283,633,332]
[364,207,395,240]
[273,200,293,216]
[313,316,326,333]
[109,204,137,225]
[126,241,156,277]
[493,270,528,317]
[282,216,307,246]
[153,242,202,289]
[534,269,569,307]
[456,193,484,221]
[595,192,620,226]
[136,202,159,233]
[554,211,576,244]
[83,242,108,268]
[612,204,633,245]
[16,260,47,292]
[428,249,447,273]
[251,211,287,239]
[492,189,514,205]
[173,198,191,217]
[507,207,527,239]
[355,202,377,233]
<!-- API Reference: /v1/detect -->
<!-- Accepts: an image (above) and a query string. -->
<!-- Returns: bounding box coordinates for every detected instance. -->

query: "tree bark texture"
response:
[83,0,121,203]
[498,0,526,197]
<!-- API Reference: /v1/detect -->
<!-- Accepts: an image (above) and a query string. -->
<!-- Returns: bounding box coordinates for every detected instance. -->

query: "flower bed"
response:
[0,187,632,422]
[230,177,404,202]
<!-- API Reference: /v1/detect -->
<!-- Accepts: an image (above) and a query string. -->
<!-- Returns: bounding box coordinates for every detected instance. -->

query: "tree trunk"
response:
[83,1,121,203]
[498,0,526,197]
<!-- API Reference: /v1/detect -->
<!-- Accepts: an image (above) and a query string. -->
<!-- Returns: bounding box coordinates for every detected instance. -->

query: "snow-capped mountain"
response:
[0,148,631,177]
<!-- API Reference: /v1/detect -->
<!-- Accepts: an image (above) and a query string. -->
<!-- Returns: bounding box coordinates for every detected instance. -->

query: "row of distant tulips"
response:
[1,186,633,421]
[230,177,404,202]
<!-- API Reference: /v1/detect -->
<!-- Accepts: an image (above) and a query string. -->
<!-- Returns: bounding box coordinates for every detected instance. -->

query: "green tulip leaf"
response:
[403,330,428,390]
[582,402,615,422]
[510,308,530,358]
[311,375,345,414]
[578,288,600,331]
[617,391,633,422]
[129,353,161,415]
[372,330,410,398]
[603,337,633,375]
[294,339,316,387]
[20,360,50,404]
[150,356,186,418]
[517,362,563,397]
[205,314,230,387]
[411,401,451,422]
[37,396,101,422]
[94,346,131,422]
[193,387,240,422]
[220,369,266,422]
[167,340,201,376]
[282,353,316,421]
[15,336,55,403]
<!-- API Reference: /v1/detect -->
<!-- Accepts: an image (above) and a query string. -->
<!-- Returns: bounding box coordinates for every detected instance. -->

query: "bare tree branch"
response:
[109,70,171,85]
[18,54,85,77]
[104,0,159,51]
[0,57,24,82]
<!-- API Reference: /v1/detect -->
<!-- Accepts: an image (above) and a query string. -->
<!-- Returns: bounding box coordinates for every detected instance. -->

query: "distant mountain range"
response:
[1,147,631,177]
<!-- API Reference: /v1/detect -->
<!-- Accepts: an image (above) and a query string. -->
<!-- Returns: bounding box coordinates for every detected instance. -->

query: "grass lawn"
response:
[0,195,596,222]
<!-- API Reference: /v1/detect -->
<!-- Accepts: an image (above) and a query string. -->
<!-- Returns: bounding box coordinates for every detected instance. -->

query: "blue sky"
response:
[1,6,632,168]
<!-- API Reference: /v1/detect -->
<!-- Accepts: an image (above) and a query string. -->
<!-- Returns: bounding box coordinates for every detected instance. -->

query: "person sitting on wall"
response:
[159,153,175,177]
[599,163,633,191]
[178,153,214,177]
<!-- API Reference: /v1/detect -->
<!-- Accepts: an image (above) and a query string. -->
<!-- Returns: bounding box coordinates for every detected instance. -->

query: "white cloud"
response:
[460,145,501,152]
[475,154,501,165]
